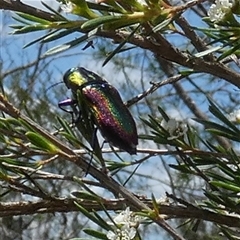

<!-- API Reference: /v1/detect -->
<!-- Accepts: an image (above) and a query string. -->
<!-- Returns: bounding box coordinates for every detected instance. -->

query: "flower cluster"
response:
[60,1,74,13]
[208,0,233,22]
[228,109,240,123]
[107,207,141,240]
[161,118,188,140]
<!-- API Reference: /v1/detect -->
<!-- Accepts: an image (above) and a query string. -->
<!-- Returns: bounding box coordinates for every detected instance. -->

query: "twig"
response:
[126,74,185,106]
[0,198,239,228]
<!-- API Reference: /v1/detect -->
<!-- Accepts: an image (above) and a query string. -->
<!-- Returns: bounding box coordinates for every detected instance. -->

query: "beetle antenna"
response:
[46,81,63,93]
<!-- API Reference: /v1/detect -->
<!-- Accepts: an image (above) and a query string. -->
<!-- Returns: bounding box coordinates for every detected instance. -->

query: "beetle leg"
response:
[58,98,80,124]
[85,127,98,174]
[88,127,107,173]
[58,98,77,112]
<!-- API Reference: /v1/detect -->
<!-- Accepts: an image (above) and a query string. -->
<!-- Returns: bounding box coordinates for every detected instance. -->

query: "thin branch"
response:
[126,73,185,106]
[0,198,239,228]
[175,16,214,61]
[0,0,60,21]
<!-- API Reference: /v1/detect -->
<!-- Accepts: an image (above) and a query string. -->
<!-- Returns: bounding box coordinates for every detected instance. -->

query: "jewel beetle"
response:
[58,67,138,154]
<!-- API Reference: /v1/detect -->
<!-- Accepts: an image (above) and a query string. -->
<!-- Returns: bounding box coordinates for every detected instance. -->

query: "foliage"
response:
[1,0,240,239]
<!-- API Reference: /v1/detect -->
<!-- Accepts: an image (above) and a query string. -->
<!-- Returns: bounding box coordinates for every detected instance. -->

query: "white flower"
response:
[107,224,136,240]
[228,109,240,123]
[107,230,119,240]
[161,119,188,140]
[60,1,74,13]
[208,0,233,22]
[113,207,132,224]
[106,207,141,240]
[111,207,141,226]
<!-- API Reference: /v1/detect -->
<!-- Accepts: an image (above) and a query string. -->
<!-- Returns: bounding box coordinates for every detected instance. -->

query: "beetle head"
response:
[63,67,88,91]
[63,67,107,92]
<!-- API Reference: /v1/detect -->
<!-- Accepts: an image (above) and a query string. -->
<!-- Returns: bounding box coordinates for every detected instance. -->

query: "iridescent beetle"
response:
[58,67,138,154]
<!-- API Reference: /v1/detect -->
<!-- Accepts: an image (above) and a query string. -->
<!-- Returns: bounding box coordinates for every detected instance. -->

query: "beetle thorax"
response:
[69,71,87,86]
